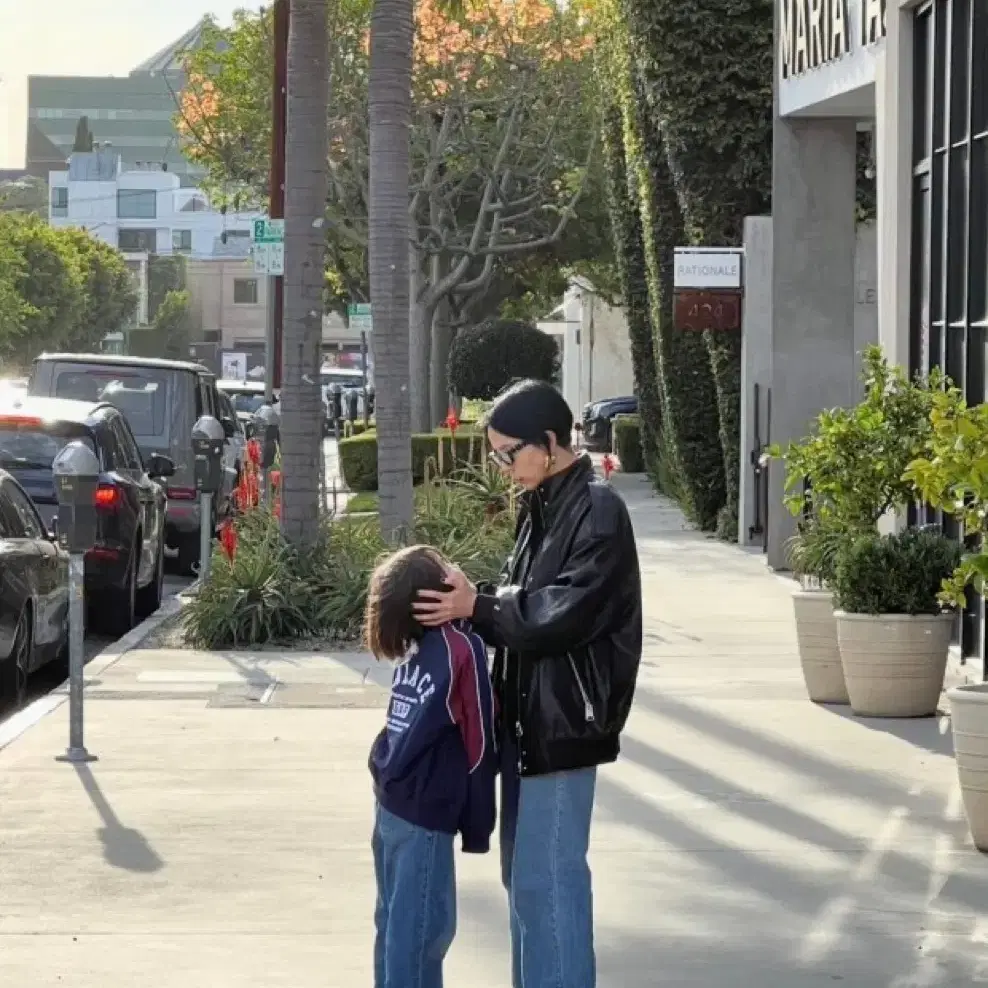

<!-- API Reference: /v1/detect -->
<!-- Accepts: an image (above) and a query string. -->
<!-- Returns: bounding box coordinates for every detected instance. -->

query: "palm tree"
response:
[368,0,415,540]
[280,0,330,545]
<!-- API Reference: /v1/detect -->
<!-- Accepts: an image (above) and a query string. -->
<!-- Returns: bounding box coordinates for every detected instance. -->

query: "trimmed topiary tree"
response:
[447,320,560,401]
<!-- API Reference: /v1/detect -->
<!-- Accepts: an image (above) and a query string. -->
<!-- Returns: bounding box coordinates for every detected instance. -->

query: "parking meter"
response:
[52,441,100,765]
[252,403,280,470]
[192,415,225,495]
[52,441,100,554]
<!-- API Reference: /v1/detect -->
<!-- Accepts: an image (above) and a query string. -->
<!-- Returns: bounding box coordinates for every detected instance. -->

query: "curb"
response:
[0,589,190,754]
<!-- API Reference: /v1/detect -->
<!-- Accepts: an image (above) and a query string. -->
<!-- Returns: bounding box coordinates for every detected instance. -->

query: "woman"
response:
[414,379,643,988]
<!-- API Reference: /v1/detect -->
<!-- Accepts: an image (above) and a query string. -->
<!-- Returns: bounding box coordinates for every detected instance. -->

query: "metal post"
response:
[55,555,96,764]
[264,0,289,403]
[199,491,213,584]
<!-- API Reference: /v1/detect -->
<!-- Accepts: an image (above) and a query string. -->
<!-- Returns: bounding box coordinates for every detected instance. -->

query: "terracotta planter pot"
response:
[792,590,848,704]
[835,611,952,717]
[947,683,988,852]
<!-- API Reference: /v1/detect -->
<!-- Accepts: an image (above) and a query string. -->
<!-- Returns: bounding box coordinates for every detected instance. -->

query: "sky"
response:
[0,0,263,169]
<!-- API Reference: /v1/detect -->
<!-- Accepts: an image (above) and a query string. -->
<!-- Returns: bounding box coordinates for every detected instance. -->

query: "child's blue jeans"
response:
[372,803,456,988]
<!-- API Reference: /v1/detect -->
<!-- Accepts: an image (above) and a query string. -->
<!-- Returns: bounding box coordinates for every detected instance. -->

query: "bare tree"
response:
[281,0,330,545]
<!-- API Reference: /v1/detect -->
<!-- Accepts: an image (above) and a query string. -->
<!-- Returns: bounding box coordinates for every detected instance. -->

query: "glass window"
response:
[51,186,68,209]
[0,426,95,470]
[108,413,142,471]
[52,366,168,437]
[118,228,157,252]
[233,279,259,305]
[172,229,192,253]
[117,189,157,219]
[3,481,44,539]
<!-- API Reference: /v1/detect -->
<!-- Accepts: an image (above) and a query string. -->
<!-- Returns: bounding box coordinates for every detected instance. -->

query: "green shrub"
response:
[611,414,644,472]
[183,480,515,649]
[448,320,560,400]
[832,528,962,616]
[339,431,486,492]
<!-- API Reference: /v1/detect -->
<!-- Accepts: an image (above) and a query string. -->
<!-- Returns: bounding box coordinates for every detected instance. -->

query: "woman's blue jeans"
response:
[372,804,456,988]
[500,737,598,988]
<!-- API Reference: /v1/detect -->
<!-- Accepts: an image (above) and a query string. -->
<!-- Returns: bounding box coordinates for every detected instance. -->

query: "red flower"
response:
[246,438,261,465]
[444,407,460,434]
[601,454,616,480]
[219,520,238,561]
[269,469,281,489]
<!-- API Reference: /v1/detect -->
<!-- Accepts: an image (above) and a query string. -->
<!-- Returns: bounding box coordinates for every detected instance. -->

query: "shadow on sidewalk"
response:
[74,763,165,873]
[820,705,955,757]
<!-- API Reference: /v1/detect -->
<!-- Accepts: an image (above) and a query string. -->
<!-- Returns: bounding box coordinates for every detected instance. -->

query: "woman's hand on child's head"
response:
[413,566,477,626]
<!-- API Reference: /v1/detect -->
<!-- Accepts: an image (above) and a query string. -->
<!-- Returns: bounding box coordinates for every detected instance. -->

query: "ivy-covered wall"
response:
[600,103,666,483]
[620,0,774,537]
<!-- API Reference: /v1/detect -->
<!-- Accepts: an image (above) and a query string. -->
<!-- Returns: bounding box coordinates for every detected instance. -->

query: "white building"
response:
[48,147,261,260]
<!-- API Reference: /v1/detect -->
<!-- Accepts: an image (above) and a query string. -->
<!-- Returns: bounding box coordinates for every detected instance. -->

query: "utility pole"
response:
[264,0,289,403]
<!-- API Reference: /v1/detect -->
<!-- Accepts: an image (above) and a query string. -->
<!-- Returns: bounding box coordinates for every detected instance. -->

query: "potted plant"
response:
[831,528,961,717]
[787,519,848,703]
[770,346,944,704]
[906,385,988,846]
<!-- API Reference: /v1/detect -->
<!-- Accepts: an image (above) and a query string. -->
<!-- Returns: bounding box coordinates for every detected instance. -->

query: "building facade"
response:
[26,22,206,185]
[762,0,987,674]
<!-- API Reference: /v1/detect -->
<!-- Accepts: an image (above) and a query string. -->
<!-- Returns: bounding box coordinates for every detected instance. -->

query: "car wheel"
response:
[177,535,200,577]
[136,540,165,618]
[100,549,137,637]
[0,606,32,709]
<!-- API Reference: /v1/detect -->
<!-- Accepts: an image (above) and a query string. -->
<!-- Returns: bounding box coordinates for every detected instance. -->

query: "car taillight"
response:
[166,486,197,500]
[94,484,121,511]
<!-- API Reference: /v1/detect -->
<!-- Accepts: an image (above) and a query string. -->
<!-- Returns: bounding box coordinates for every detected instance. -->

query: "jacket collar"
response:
[531,453,593,523]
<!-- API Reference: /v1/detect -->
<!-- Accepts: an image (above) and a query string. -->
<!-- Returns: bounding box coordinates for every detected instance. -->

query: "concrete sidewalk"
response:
[2,475,988,986]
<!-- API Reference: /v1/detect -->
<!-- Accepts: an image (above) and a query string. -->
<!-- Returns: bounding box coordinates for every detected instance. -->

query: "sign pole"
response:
[55,555,97,764]
[264,0,289,404]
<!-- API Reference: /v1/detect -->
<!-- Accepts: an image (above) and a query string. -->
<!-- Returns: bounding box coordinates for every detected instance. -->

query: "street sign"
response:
[252,242,284,275]
[252,218,285,276]
[674,247,743,289]
[252,218,284,243]
[348,302,372,333]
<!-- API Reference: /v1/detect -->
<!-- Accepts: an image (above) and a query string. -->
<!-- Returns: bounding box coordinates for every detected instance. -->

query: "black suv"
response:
[581,395,639,451]
[0,395,174,635]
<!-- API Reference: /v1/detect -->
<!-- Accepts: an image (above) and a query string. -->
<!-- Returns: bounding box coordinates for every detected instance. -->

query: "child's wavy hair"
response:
[364,545,451,660]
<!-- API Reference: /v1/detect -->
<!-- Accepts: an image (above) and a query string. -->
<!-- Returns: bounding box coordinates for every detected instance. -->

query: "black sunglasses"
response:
[488,440,527,467]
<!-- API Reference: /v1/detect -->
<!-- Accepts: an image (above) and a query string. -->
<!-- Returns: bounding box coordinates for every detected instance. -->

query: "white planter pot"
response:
[947,683,988,852]
[835,611,952,718]
[792,590,848,704]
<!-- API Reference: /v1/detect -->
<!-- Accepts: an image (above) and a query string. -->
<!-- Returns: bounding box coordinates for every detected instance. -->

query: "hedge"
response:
[621,0,775,539]
[600,100,664,484]
[448,320,559,400]
[612,414,644,473]
[339,431,486,492]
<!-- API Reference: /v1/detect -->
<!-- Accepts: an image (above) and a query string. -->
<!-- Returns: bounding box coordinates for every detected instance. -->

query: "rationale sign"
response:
[779,0,887,80]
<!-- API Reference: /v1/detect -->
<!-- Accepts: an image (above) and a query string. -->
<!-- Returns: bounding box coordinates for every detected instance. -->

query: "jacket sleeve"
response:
[472,505,630,655]
[448,628,497,854]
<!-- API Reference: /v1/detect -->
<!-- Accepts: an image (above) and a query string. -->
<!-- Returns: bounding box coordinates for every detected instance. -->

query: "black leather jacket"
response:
[472,455,642,777]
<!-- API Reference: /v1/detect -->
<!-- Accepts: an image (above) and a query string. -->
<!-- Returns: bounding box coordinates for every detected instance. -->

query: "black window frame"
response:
[910,0,988,677]
[232,278,259,305]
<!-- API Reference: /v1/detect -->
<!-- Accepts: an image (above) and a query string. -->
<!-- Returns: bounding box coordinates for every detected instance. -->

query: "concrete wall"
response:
[185,259,268,347]
[766,116,860,568]
[738,218,877,550]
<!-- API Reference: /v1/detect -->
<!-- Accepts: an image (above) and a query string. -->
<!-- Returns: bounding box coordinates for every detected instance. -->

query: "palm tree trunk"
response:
[280,0,329,545]
[369,0,414,539]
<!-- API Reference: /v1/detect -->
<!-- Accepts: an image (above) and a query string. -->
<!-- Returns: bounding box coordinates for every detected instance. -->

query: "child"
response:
[365,545,497,988]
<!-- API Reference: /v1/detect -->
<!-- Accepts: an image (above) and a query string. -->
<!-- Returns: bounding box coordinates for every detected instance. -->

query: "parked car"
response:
[217,379,280,437]
[581,395,639,451]
[216,390,247,476]
[0,468,69,707]
[29,354,236,574]
[0,395,173,636]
